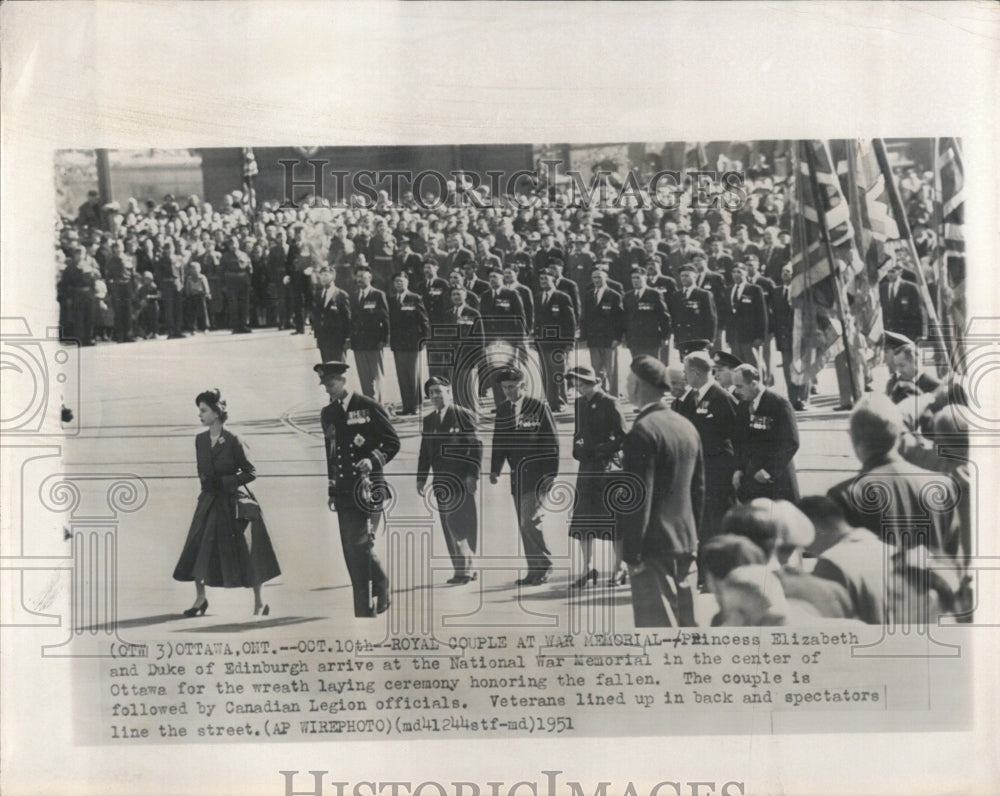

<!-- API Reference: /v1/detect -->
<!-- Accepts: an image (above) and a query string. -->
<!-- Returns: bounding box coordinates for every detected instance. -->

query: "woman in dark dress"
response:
[566,367,628,589]
[173,389,280,616]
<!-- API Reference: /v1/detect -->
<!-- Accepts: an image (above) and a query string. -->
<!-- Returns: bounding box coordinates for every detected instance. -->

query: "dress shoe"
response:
[792,401,806,411]
[375,593,390,614]
[468,571,478,582]
[447,575,471,585]
[182,598,208,617]
[570,568,599,589]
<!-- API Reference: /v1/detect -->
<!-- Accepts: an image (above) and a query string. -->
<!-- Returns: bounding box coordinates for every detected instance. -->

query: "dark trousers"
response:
[160,283,182,336]
[438,485,477,577]
[392,349,422,413]
[589,346,619,396]
[333,501,388,618]
[629,343,660,362]
[291,272,310,333]
[185,294,210,332]
[354,349,384,402]
[538,342,570,409]
[318,337,346,364]
[629,554,696,627]
[730,337,760,370]
[138,299,159,339]
[780,347,805,404]
[110,282,133,341]
[515,488,552,575]
[228,283,251,332]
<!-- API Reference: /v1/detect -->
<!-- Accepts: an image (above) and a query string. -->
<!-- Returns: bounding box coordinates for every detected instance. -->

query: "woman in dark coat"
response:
[566,367,628,589]
[173,389,280,616]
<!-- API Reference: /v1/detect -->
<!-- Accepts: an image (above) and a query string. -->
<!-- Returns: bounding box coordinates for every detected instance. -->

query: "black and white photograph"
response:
[2,3,998,795]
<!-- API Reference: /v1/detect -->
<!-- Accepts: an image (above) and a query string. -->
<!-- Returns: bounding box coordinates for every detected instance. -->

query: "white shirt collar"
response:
[696,381,712,402]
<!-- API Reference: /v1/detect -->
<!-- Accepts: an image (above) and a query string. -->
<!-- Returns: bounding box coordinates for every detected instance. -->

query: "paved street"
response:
[60,328,866,641]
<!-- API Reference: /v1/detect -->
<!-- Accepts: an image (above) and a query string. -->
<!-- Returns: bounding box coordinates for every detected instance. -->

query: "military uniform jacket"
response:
[418,276,451,326]
[479,287,527,343]
[748,275,777,331]
[734,389,800,501]
[388,289,429,352]
[623,287,672,349]
[463,276,490,298]
[416,404,483,492]
[321,392,400,501]
[534,288,576,343]
[648,274,678,302]
[670,285,717,344]
[314,286,351,344]
[582,286,624,347]
[616,404,704,565]
[678,382,738,458]
[726,282,768,343]
[350,287,390,350]
[572,390,627,469]
[490,395,560,500]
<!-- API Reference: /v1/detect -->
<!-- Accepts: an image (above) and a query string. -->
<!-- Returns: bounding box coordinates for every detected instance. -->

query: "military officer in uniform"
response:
[350,266,390,402]
[732,363,800,503]
[417,376,483,584]
[316,361,401,617]
[489,366,560,585]
[678,350,738,557]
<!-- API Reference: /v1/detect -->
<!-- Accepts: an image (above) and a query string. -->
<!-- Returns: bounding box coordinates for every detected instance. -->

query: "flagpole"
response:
[803,140,859,403]
[872,139,942,333]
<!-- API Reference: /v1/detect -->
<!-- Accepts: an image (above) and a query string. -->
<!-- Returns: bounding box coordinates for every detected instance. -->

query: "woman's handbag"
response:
[235,487,262,521]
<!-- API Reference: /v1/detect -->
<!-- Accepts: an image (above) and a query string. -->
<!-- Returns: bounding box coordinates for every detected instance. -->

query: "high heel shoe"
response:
[254,603,270,616]
[182,599,208,618]
[570,569,598,589]
[607,569,628,588]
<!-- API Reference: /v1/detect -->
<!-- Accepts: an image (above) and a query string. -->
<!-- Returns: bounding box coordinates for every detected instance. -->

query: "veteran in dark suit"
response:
[388,272,429,416]
[534,268,577,411]
[617,356,704,627]
[314,268,352,363]
[726,262,768,370]
[566,366,629,589]
[732,363,800,503]
[691,253,728,350]
[582,267,624,396]
[771,264,806,409]
[350,266,390,402]
[623,269,672,361]
[480,269,528,408]
[418,259,452,379]
[431,286,486,413]
[671,264,717,352]
[489,367,560,585]
[678,351,738,547]
[417,376,483,584]
[316,362,401,618]
[880,261,927,343]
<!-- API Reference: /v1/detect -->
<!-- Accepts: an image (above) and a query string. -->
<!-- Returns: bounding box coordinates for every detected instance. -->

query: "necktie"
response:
[596,288,603,303]
[784,286,790,303]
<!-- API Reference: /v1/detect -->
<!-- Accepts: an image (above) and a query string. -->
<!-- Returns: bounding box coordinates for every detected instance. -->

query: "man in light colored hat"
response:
[417,376,482,585]
[617,356,704,626]
[316,361,400,617]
